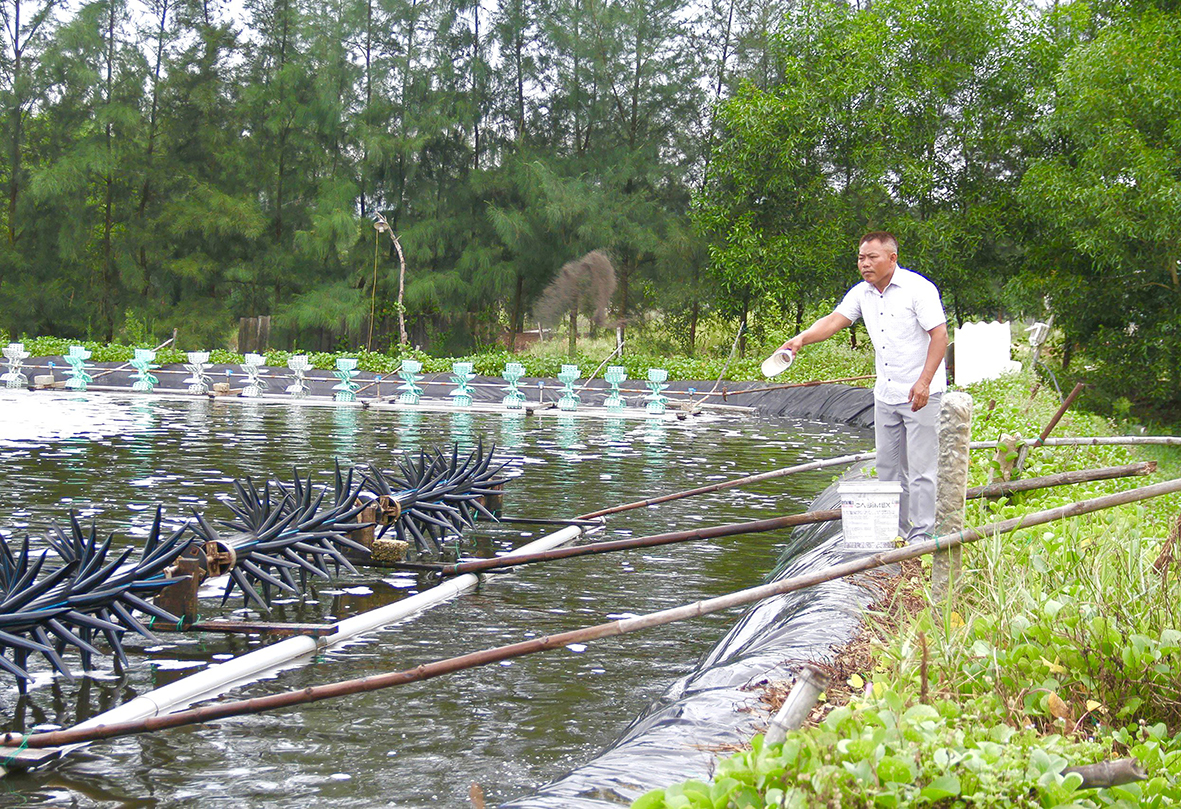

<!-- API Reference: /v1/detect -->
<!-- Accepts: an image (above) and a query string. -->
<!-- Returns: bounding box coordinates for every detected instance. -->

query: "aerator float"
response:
[0,442,510,688]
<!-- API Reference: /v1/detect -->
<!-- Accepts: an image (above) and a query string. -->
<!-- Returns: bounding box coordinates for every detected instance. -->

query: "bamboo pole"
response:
[966,461,1155,499]
[6,477,1179,753]
[697,322,745,402]
[577,450,880,520]
[574,342,625,396]
[1016,382,1086,474]
[579,439,1178,521]
[696,375,876,400]
[972,436,1181,448]
[1035,382,1085,446]
[431,507,842,575]
[402,461,1156,576]
[83,336,177,383]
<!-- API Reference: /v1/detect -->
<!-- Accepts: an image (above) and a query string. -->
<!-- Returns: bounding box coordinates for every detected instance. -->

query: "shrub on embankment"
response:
[636,373,1181,808]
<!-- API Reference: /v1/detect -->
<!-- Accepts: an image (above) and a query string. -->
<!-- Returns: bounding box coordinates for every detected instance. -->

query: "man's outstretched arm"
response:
[783,312,853,354]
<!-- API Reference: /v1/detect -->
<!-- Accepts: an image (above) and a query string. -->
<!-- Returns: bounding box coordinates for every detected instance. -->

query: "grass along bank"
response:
[635,372,1181,808]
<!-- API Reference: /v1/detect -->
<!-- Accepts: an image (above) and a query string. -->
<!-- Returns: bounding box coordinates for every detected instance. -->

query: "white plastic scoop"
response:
[761,347,795,378]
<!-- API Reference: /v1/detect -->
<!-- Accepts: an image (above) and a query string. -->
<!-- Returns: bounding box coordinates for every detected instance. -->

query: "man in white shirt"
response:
[782,232,949,541]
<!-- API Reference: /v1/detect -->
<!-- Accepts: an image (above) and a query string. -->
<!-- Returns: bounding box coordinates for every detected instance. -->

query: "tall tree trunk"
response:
[738,291,749,356]
[3,0,54,246]
[100,0,117,341]
[360,0,372,217]
[395,0,418,228]
[618,257,630,345]
[514,2,525,141]
[472,0,481,171]
[137,0,169,293]
[568,306,577,359]
[510,271,524,345]
[566,0,576,153]
[273,0,290,242]
[6,0,22,246]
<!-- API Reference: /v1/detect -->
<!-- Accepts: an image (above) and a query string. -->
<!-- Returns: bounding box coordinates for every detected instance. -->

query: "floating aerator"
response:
[0,443,511,686]
[0,509,191,689]
[189,464,372,609]
[362,442,508,557]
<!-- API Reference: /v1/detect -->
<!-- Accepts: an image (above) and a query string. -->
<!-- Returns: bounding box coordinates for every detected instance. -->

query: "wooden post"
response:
[934,392,972,599]
[346,503,379,561]
[481,482,504,514]
[154,544,206,625]
[238,317,253,354]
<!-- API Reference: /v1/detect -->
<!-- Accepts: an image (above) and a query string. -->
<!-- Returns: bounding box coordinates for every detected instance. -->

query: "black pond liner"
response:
[23,359,875,427]
[502,466,883,808]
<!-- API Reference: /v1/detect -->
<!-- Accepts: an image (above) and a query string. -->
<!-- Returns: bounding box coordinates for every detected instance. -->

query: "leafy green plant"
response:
[635,689,1181,808]
[640,371,1181,807]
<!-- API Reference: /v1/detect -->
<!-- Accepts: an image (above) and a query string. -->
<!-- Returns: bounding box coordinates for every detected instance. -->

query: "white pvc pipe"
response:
[57,524,585,752]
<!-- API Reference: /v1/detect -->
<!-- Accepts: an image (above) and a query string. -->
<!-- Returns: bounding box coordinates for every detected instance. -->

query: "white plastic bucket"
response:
[838,480,902,552]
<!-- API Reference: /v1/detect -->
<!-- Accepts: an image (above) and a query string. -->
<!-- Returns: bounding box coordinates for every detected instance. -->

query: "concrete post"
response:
[934,392,973,600]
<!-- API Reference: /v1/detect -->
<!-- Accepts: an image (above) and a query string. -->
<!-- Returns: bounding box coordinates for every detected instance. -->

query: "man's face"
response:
[857,239,897,289]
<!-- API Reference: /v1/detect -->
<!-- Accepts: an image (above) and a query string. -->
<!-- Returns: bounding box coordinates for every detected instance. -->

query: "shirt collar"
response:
[865,265,912,294]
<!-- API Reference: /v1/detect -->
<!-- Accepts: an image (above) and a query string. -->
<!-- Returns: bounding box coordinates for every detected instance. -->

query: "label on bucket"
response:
[838,481,902,552]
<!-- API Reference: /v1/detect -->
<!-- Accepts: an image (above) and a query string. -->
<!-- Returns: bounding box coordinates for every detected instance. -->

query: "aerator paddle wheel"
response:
[0,442,511,687]
[190,463,373,609]
[0,509,191,691]
[362,441,509,557]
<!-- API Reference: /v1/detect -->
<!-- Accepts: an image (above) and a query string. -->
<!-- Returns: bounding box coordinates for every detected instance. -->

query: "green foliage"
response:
[636,694,1181,808]
[696,0,1041,331]
[3,0,1181,418]
[1018,10,1181,416]
[641,371,1181,807]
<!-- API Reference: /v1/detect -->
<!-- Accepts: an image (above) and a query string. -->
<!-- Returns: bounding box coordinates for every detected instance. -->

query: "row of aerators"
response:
[2,343,675,413]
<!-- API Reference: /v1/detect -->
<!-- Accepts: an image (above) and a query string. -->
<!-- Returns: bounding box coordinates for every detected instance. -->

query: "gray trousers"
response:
[874,394,942,541]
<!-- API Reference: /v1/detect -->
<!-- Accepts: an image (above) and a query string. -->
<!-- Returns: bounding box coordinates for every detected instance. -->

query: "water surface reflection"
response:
[0,390,871,807]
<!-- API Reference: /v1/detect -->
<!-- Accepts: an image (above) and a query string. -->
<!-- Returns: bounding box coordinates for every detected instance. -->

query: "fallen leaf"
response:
[1041,656,1067,675]
[1047,692,1071,721]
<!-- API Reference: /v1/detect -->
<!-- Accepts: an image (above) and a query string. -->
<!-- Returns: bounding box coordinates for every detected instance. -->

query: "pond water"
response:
[0,390,872,807]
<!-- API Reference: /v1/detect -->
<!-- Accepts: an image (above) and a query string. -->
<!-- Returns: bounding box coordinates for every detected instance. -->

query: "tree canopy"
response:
[0,0,1178,411]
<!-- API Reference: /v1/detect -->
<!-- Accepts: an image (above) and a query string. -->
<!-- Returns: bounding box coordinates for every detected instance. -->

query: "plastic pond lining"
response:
[502,471,877,807]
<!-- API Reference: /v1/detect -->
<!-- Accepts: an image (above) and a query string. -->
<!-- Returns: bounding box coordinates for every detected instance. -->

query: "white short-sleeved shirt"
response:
[835,266,947,405]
